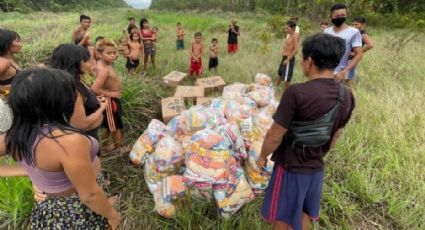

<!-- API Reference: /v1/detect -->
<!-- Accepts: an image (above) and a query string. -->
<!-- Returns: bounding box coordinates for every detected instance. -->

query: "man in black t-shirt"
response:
[227,19,240,54]
[257,33,355,230]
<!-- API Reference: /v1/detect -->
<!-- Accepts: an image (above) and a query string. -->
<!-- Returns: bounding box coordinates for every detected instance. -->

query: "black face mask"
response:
[332,17,346,26]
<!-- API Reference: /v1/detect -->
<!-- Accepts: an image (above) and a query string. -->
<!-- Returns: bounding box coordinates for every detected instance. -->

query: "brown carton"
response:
[163,71,188,87]
[196,97,215,107]
[161,97,186,124]
[174,86,205,100]
[196,76,226,95]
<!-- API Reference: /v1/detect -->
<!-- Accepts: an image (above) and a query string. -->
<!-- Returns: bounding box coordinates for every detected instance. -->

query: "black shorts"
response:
[102,98,124,131]
[126,58,140,70]
[278,56,295,82]
[208,57,218,69]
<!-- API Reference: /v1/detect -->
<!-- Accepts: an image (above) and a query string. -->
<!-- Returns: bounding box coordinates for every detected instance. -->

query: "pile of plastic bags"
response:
[129,73,280,218]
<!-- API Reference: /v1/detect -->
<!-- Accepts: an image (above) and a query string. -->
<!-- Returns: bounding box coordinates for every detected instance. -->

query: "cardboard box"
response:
[196,76,226,95]
[161,97,186,124]
[196,97,215,107]
[163,71,188,87]
[174,86,205,100]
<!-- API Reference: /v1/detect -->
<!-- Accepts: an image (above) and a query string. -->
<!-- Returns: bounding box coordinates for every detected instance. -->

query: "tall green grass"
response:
[0,8,424,229]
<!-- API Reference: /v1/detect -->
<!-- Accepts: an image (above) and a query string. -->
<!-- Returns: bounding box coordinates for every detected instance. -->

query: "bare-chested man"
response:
[276,20,299,91]
[92,39,123,152]
[72,14,91,46]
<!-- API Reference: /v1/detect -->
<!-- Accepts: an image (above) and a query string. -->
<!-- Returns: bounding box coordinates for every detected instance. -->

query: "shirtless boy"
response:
[189,32,203,82]
[208,38,219,73]
[72,14,91,46]
[276,20,299,90]
[176,22,185,50]
[92,39,123,151]
[126,32,144,73]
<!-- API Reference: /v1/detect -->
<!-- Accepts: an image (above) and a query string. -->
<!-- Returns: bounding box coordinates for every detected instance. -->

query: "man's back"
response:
[272,79,355,173]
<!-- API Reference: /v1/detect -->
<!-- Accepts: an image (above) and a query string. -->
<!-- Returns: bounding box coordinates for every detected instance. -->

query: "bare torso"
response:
[283,34,297,56]
[97,62,121,93]
[192,43,203,59]
[210,45,218,58]
[128,41,142,60]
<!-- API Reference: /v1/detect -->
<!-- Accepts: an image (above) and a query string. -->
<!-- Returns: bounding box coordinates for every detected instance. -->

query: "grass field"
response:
[0,8,424,230]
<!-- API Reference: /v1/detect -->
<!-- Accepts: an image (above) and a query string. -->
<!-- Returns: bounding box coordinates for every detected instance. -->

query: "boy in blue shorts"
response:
[257,33,356,230]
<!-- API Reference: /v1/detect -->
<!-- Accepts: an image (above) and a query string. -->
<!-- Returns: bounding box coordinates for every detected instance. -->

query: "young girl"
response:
[125,32,144,73]
[139,18,156,70]
[0,68,120,229]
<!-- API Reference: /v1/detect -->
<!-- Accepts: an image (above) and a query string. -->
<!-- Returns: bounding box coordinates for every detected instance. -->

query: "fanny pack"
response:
[289,83,345,149]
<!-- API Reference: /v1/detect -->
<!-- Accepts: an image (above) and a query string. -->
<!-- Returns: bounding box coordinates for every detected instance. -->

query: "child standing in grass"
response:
[127,17,138,34]
[125,32,144,74]
[176,22,185,50]
[208,38,219,73]
[276,20,299,91]
[140,18,156,70]
[92,39,123,152]
[189,32,204,82]
[346,16,374,87]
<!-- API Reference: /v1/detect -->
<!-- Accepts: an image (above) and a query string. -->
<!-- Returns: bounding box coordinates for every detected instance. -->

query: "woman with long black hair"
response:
[0,68,120,229]
[0,28,22,132]
[50,43,107,141]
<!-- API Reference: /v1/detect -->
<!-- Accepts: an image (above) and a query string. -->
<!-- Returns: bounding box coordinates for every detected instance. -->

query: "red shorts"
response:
[228,43,238,53]
[190,58,203,76]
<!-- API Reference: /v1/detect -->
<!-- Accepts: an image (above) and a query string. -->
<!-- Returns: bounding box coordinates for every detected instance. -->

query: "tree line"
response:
[0,0,126,12]
[150,0,424,21]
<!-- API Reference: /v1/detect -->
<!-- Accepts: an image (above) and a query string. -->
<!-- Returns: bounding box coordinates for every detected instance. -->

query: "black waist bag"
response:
[289,84,345,149]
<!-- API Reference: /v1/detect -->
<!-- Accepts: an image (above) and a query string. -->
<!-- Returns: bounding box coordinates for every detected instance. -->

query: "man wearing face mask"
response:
[324,3,363,83]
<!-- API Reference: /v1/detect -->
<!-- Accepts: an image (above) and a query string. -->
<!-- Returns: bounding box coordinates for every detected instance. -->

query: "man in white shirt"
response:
[324,3,363,82]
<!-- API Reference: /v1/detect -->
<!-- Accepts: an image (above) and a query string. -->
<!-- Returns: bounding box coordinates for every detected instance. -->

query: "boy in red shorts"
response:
[189,32,203,83]
[227,19,240,54]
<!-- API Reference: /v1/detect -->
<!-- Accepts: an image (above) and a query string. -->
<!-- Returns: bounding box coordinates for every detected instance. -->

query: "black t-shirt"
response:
[227,25,239,44]
[271,79,355,173]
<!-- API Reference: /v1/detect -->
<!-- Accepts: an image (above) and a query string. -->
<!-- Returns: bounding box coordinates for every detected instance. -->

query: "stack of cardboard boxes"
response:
[161,72,226,124]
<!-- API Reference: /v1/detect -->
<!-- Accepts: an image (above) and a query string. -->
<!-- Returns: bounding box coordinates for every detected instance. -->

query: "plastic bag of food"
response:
[222,83,247,100]
[153,175,187,218]
[152,135,183,172]
[255,73,272,86]
[245,141,274,194]
[153,190,176,218]
[144,155,178,193]
[261,98,279,117]
[248,88,273,107]
[253,111,274,138]
[205,108,227,129]
[239,117,262,144]
[129,119,169,165]
[0,99,12,133]
[213,167,255,218]
[216,122,247,160]
[210,97,227,113]
[167,115,186,137]
[224,100,253,123]
[186,106,209,132]
[184,129,233,184]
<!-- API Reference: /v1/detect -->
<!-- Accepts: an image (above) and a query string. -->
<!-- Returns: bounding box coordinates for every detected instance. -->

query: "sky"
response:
[124,0,151,9]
